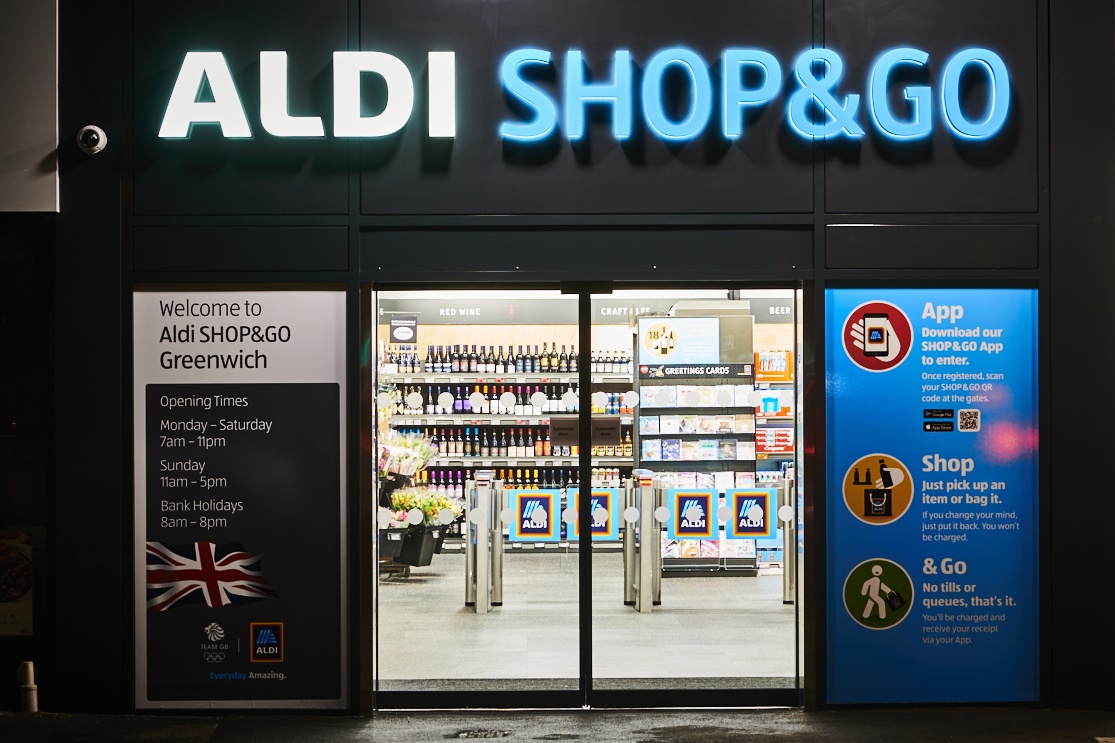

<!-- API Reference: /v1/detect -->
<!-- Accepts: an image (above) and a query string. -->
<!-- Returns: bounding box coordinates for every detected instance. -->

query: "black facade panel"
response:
[132,0,349,216]
[56,0,124,711]
[133,227,349,272]
[825,224,1038,269]
[823,0,1038,214]
[359,0,814,215]
[361,227,812,278]
[1049,0,1115,711]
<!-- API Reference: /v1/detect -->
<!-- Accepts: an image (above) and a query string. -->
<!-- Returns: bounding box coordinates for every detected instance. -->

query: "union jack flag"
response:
[146,541,278,612]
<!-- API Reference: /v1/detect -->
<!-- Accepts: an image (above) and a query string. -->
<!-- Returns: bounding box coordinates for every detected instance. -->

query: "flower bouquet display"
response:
[375,422,463,570]
[377,430,436,479]
[382,488,463,566]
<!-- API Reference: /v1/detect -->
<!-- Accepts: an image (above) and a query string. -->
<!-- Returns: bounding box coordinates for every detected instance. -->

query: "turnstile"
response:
[781,477,796,605]
[464,472,506,613]
[623,470,664,612]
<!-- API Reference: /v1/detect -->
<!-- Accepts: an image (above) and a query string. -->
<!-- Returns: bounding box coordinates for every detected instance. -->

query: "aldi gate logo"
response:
[667,490,716,539]
[508,490,559,542]
[727,490,775,539]
[568,489,620,541]
[249,622,284,663]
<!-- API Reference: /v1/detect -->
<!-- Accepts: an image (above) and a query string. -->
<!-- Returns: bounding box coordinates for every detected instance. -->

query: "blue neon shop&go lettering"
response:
[499,46,1010,142]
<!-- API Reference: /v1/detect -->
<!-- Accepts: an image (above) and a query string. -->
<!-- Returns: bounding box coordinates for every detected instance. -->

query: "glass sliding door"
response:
[369,285,804,705]
[372,289,581,693]
[589,289,802,693]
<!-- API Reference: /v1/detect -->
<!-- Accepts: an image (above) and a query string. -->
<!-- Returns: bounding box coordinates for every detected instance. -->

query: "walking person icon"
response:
[844,558,913,629]
[860,564,891,620]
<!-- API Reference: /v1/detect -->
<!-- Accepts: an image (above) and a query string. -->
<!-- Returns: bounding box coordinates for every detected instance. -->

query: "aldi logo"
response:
[509,491,558,541]
[249,622,284,663]
[667,490,715,539]
[727,490,775,539]
[569,490,619,541]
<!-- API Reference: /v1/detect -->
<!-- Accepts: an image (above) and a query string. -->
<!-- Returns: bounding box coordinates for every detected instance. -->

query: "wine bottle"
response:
[499,428,508,457]
[526,427,534,456]
[543,428,552,456]
[569,345,578,372]
[540,342,550,373]
[534,427,544,456]
[454,386,463,413]
[558,344,568,373]
[515,386,525,416]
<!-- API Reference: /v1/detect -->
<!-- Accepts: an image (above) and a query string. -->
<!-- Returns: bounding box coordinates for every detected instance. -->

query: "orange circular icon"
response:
[842,453,913,525]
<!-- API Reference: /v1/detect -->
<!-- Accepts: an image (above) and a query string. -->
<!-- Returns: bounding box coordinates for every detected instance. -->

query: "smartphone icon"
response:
[863,313,889,357]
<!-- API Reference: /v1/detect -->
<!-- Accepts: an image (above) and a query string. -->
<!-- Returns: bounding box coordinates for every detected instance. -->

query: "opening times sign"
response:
[825,289,1039,703]
[133,290,347,709]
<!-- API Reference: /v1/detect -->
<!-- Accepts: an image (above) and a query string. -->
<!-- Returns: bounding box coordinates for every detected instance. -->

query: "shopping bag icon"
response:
[863,489,892,517]
[887,590,905,610]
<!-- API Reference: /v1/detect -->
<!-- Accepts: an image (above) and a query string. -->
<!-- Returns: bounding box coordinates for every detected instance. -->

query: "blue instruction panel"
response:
[825,289,1039,703]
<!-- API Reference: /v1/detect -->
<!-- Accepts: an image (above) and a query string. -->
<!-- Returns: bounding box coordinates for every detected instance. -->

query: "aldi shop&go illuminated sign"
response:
[158,46,1011,144]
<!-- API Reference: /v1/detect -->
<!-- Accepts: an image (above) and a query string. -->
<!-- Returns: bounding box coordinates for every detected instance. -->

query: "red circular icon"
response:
[842,301,913,372]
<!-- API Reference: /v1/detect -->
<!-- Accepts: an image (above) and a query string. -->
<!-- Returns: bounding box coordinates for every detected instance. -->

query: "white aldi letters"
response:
[158,51,456,139]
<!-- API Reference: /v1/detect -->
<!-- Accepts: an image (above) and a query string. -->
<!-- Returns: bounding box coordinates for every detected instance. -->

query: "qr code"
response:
[958,409,980,432]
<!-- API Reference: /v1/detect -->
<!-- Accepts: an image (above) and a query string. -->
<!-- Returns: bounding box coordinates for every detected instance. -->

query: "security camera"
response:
[76,125,107,155]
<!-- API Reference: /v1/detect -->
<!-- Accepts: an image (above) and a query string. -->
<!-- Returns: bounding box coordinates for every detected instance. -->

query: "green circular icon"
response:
[842,558,914,630]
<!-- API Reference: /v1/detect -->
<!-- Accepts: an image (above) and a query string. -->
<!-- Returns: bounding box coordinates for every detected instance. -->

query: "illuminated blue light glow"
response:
[941,48,1010,140]
[868,48,931,140]
[498,48,559,141]
[641,48,712,141]
[721,49,782,139]
[564,49,633,140]
[787,49,864,139]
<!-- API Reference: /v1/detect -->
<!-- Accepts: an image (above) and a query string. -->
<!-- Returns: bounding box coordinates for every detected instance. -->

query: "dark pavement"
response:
[1,707,1114,743]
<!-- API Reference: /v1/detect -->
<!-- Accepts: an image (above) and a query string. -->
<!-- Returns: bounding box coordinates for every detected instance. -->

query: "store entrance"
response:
[370,287,803,707]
